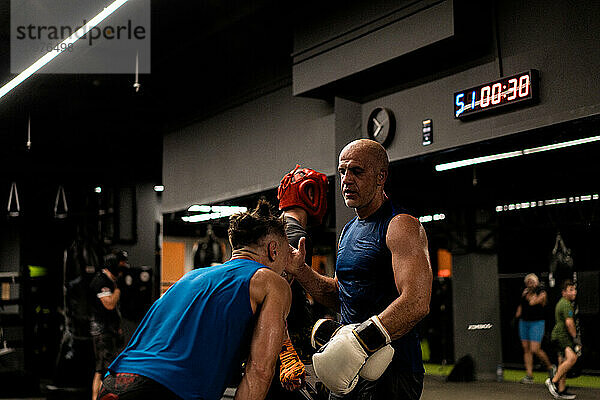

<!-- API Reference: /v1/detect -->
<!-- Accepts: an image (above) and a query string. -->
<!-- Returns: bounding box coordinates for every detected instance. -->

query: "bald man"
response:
[286,139,433,400]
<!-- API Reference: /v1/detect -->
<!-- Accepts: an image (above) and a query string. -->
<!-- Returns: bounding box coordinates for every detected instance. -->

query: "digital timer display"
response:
[454,70,539,119]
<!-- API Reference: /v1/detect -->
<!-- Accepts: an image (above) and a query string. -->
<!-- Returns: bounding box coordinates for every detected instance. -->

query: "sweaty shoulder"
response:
[387,214,426,247]
[249,268,291,314]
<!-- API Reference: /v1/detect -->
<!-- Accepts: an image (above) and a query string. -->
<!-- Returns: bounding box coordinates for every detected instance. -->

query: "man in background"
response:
[546,279,580,400]
[90,249,128,400]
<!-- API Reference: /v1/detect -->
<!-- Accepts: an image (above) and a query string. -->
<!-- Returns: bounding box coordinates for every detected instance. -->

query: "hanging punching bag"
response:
[53,232,102,389]
[549,233,573,288]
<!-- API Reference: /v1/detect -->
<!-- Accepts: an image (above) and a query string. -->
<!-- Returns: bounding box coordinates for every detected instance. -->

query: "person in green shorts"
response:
[545,279,579,400]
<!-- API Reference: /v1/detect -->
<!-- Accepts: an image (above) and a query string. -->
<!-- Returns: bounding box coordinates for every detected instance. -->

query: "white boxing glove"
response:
[312,325,364,395]
[360,343,394,381]
[311,316,393,395]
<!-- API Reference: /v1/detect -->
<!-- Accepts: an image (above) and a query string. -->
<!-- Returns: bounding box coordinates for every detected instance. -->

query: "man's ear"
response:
[267,240,278,262]
[377,169,388,186]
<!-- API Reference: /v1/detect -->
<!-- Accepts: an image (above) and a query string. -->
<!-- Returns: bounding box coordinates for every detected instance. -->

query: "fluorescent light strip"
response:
[523,135,600,154]
[496,193,599,212]
[187,205,248,213]
[435,151,522,171]
[435,135,600,172]
[0,0,130,101]
[188,205,212,212]
[183,205,249,222]
[419,213,445,223]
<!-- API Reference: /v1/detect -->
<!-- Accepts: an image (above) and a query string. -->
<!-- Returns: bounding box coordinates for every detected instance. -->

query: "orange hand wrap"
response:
[279,338,306,391]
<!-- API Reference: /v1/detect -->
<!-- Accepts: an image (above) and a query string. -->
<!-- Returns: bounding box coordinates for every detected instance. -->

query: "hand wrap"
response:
[279,338,306,391]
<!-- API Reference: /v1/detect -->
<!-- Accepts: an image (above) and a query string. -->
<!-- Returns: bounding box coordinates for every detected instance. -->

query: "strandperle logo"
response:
[11,0,151,74]
[15,19,146,46]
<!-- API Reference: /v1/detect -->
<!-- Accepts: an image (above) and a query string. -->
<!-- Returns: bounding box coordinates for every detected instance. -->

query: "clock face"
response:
[367,107,395,147]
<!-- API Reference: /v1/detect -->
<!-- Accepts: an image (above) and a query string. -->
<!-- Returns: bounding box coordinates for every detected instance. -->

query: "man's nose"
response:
[341,172,352,185]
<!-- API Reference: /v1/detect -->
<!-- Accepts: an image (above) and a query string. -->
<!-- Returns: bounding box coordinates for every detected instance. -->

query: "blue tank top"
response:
[336,200,424,373]
[108,259,264,400]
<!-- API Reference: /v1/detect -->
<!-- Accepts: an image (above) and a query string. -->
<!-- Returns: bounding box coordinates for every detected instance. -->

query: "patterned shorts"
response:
[98,373,181,400]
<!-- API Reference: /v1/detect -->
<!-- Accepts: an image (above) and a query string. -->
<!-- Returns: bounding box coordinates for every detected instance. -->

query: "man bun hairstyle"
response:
[228,199,287,250]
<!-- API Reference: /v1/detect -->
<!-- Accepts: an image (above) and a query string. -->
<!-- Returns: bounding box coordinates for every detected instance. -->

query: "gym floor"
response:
[5,364,600,400]
[3,374,600,400]
[422,375,600,400]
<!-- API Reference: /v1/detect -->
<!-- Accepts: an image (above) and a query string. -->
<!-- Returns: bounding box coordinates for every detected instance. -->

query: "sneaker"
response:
[520,375,535,384]
[546,378,560,398]
[557,390,576,400]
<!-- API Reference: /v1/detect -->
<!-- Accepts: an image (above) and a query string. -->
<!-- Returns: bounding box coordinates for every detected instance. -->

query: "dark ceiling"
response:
[0,0,296,184]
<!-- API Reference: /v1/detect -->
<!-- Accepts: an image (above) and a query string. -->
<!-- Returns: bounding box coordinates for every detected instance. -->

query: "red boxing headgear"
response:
[278,165,328,223]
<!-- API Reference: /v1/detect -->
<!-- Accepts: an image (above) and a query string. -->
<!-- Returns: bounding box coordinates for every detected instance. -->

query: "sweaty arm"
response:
[378,215,433,340]
[235,270,292,400]
[285,237,339,310]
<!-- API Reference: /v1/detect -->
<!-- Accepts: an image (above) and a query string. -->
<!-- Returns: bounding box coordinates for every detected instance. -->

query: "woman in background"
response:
[515,273,556,383]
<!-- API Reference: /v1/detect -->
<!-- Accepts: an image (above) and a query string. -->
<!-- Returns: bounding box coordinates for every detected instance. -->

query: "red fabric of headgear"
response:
[278,165,328,223]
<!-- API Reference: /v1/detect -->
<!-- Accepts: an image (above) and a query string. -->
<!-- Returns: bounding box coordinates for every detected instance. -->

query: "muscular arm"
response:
[378,215,433,340]
[292,264,339,310]
[235,270,292,400]
[285,237,339,310]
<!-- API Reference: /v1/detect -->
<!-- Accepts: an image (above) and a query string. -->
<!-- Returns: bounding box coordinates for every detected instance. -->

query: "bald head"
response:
[338,139,390,217]
[339,139,389,173]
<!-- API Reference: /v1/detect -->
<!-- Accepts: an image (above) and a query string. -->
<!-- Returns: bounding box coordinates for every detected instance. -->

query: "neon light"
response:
[491,83,502,105]
[519,75,530,97]
[0,0,130,101]
[455,93,465,117]
[480,86,490,108]
[454,71,537,119]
